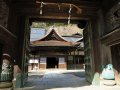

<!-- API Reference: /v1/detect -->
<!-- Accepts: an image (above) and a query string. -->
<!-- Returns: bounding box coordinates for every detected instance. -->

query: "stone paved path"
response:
[15,70,120,90]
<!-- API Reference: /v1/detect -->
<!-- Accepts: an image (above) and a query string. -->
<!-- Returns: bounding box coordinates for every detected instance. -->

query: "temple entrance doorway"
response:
[47,57,58,69]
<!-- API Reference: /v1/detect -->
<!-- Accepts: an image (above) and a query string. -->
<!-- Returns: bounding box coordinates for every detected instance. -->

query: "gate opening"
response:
[47,57,58,68]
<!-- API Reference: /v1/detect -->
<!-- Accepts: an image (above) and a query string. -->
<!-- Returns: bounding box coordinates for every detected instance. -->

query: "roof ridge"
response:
[32,29,69,42]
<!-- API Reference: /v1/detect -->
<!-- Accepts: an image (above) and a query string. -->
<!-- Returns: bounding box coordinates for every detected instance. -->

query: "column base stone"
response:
[0,82,13,89]
[103,79,116,86]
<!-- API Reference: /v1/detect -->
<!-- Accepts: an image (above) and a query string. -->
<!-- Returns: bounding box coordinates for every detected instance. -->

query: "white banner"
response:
[29,59,39,63]
[59,57,65,64]
[40,57,46,64]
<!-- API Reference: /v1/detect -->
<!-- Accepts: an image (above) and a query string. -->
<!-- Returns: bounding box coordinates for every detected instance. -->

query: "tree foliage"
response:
[31,22,83,36]
[31,22,67,28]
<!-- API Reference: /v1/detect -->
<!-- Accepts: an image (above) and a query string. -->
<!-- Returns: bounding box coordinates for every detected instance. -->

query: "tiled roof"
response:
[30,29,80,47]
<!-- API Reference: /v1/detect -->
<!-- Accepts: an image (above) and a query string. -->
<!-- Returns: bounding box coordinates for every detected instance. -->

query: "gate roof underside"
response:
[7,0,100,22]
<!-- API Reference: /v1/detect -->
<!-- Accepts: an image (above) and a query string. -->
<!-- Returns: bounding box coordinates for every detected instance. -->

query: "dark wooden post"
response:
[73,50,76,69]
[38,50,40,70]
[32,53,35,70]
[77,49,79,65]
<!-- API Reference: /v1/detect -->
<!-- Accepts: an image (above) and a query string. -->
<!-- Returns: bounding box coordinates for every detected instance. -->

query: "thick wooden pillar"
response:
[13,16,30,88]
[84,11,103,84]
[88,9,108,85]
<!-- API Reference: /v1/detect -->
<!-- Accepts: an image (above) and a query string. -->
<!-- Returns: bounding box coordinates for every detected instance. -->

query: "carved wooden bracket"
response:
[106,2,120,31]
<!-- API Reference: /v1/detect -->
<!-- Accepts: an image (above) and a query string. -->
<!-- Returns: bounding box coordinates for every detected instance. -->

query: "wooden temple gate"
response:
[0,0,120,88]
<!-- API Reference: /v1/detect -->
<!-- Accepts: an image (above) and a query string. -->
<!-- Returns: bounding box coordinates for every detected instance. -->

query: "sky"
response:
[30,28,46,41]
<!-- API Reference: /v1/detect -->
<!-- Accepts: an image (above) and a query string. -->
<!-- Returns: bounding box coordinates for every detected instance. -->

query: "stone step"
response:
[103,79,116,86]
[0,87,13,90]
[0,82,13,90]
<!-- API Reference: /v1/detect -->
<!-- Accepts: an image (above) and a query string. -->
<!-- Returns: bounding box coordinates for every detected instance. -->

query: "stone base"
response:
[103,79,116,86]
[0,87,13,90]
[58,64,66,69]
[40,64,46,69]
[0,82,13,89]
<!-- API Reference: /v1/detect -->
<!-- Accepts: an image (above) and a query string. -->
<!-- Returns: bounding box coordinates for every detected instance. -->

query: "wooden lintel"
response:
[12,0,100,9]
[15,6,98,14]
[11,0,99,21]
[101,28,120,46]
[31,14,90,20]
[36,0,100,8]
[16,8,96,19]
[29,18,83,23]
